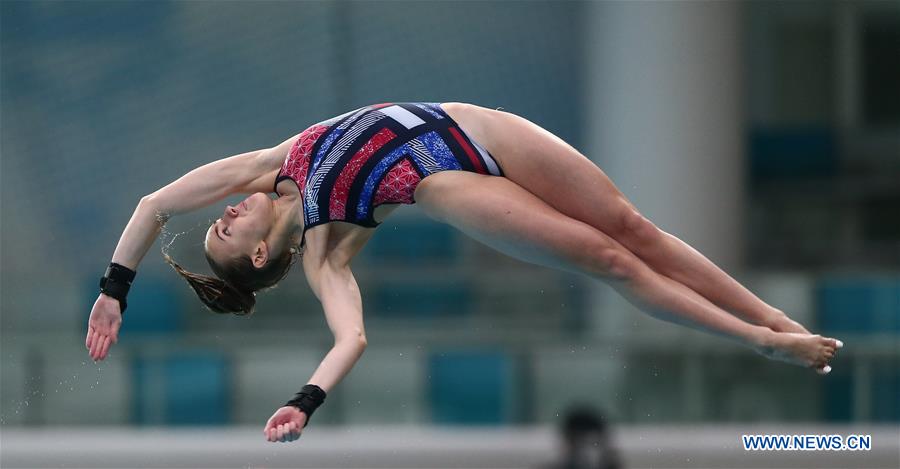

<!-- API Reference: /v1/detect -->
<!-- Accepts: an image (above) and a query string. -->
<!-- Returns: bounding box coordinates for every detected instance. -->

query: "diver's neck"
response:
[273,193,304,244]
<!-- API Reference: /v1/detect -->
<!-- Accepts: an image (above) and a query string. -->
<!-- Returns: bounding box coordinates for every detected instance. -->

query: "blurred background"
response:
[1,1,898,468]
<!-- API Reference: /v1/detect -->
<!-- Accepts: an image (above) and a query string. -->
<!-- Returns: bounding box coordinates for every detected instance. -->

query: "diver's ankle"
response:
[749,326,777,349]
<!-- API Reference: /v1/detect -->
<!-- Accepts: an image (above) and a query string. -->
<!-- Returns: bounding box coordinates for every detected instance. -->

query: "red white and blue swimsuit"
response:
[275,102,505,247]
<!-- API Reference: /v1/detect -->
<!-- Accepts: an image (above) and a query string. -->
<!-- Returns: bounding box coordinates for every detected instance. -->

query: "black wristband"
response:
[285,384,326,427]
[99,262,136,314]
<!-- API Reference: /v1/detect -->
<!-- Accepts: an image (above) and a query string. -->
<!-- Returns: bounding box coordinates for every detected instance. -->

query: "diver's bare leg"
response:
[414,171,839,372]
[445,103,807,334]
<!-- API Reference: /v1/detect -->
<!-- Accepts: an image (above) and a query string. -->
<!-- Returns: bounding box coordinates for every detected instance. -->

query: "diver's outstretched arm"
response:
[115,134,299,268]
[263,260,368,443]
[303,260,368,393]
[86,134,298,361]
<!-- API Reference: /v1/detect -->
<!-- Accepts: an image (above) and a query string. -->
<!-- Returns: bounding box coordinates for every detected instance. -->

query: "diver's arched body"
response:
[86,102,841,444]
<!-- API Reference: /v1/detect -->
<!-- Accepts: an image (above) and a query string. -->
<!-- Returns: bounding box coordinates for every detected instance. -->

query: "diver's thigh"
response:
[415,171,616,276]
[442,102,637,237]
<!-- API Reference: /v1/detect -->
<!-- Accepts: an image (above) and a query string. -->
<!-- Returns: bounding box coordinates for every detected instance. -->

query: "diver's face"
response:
[205,193,275,265]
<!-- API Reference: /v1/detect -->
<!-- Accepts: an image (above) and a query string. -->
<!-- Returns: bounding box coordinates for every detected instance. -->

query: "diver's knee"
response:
[617,208,662,246]
[592,247,641,281]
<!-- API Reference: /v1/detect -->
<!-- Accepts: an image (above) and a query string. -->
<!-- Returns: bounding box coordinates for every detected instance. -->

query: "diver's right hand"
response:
[86,293,122,362]
[264,406,307,443]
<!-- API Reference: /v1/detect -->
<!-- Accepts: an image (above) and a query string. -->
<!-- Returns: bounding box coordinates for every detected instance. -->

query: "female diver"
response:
[86,102,842,443]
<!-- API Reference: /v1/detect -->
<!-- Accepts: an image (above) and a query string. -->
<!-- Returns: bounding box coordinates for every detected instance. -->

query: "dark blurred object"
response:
[543,405,623,469]
[862,10,900,127]
[745,1,900,269]
[749,126,837,181]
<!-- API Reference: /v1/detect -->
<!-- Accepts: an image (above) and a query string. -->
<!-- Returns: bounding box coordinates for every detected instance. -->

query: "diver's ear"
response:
[252,241,268,268]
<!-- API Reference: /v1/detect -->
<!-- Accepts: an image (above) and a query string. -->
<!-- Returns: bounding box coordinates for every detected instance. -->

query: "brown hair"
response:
[163,245,300,316]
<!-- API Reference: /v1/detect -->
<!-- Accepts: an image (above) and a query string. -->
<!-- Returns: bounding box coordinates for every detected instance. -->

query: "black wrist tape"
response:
[285,384,326,427]
[99,262,136,314]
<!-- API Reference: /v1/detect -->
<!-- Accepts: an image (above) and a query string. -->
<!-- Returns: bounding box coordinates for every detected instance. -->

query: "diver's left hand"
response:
[264,406,307,443]
[86,293,122,362]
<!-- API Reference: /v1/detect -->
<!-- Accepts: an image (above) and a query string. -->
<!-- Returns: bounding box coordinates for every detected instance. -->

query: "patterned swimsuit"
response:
[275,102,505,247]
